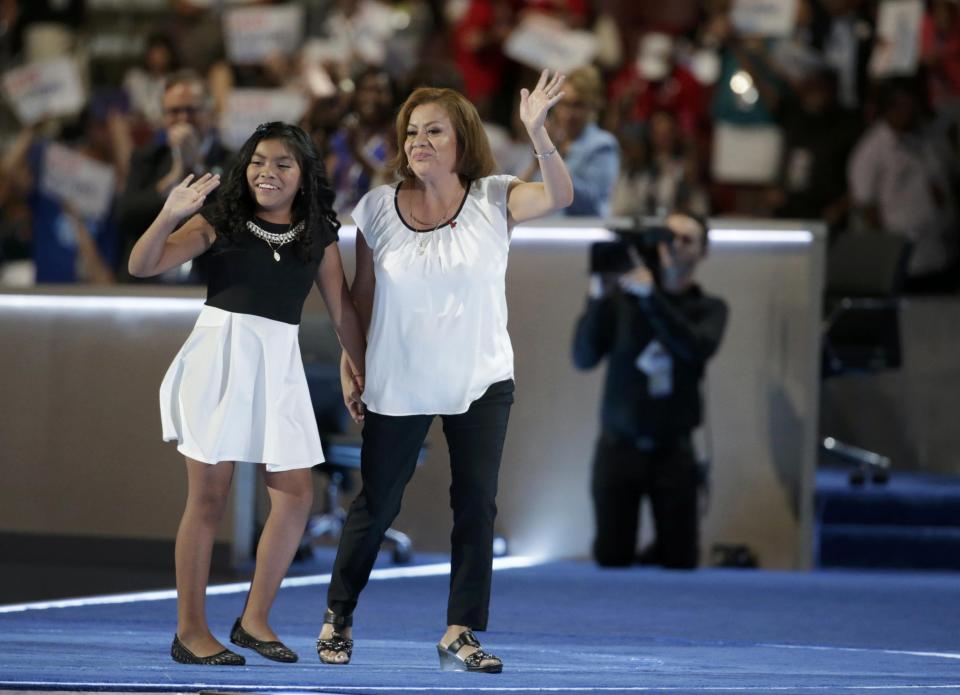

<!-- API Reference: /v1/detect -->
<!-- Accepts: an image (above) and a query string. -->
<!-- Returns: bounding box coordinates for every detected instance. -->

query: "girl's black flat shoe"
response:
[230,618,299,663]
[171,635,245,665]
[437,630,502,673]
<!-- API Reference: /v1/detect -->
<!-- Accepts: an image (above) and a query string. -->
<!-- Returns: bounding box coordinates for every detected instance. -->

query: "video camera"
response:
[590,220,676,278]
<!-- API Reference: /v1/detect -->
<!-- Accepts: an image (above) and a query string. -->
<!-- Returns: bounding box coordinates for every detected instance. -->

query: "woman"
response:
[611,110,709,219]
[327,66,398,214]
[316,70,573,673]
[129,122,366,665]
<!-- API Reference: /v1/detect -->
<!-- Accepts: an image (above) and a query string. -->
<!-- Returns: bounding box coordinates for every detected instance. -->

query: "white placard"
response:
[220,89,309,151]
[224,5,305,65]
[503,14,597,74]
[730,0,798,37]
[869,0,923,77]
[2,57,86,125]
[39,143,116,220]
[711,122,783,184]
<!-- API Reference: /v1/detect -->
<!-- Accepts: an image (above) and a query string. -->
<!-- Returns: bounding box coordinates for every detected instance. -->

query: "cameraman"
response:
[572,211,728,568]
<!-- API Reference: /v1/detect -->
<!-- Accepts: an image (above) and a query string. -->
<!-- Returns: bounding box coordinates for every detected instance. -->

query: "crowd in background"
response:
[0,0,957,291]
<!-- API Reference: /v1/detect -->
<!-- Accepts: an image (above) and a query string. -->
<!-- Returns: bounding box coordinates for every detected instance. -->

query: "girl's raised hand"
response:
[161,173,220,222]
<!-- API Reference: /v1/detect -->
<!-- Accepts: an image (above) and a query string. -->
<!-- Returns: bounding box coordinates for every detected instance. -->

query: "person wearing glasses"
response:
[118,69,235,281]
[572,211,728,569]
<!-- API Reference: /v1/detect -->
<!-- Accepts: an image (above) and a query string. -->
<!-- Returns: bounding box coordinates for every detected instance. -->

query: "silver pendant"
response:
[273,251,281,262]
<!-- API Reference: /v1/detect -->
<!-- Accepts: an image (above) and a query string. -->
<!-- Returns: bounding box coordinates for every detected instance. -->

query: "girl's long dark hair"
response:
[211,122,339,262]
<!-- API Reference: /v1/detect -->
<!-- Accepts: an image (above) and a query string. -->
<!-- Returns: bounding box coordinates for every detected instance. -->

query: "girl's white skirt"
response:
[159,305,324,472]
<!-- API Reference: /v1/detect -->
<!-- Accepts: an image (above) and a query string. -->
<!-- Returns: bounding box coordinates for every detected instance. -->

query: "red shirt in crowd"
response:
[608,63,706,137]
[921,9,960,107]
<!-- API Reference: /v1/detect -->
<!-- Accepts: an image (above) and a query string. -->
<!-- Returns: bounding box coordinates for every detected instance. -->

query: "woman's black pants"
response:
[327,379,514,630]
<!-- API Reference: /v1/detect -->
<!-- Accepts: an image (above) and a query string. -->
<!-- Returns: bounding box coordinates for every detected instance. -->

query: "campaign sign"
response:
[40,143,116,220]
[869,0,923,77]
[504,15,598,74]
[730,0,798,37]
[220,89,309,150]
[224,5,305,65]
[712,122,783,184]
[2,57,86,124]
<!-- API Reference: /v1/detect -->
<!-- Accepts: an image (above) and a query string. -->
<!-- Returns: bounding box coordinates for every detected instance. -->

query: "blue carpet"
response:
[1,559,959,693]
[817,466,960,570]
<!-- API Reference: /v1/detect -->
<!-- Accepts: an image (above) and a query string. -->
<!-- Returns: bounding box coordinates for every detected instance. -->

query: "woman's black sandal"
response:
[171,635,245,665]
[316,609,353,665]
[437,630,503,673]
[229,617,299,662]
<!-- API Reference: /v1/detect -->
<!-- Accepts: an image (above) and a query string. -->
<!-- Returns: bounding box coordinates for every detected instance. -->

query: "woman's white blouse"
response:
[351,174,517,415]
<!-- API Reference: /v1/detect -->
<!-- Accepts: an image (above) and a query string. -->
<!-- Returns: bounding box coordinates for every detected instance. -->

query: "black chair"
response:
[820,231,910,484]
[301,362,419,563]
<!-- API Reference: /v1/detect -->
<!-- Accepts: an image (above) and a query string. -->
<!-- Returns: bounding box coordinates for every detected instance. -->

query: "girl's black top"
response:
[199,209,338,325]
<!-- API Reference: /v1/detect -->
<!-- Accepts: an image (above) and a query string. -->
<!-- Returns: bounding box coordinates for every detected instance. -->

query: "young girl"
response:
[129,122,365,665]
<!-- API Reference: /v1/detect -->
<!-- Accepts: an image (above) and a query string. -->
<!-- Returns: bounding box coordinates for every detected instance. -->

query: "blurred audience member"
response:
[123,32,181,138]
[301,93,350,162]
[117,71,235,282]
[769,67,860,236]
[529,65,619,217]
[701,5,788,215]
[0,109,126,284]
[921,0,960,119]
[327,67,398,214]
[611,110,708,218]
[849,78,959,292]
[817,0,875,111]
[4,0,84,62]
[161,0,227,78]
[451,0,514,121]
[0,0,20,65]
[767,0,832,85]
[607,32,707,139]
[707,15,785,127]
[0,173,33,284]
[324,0,402,73]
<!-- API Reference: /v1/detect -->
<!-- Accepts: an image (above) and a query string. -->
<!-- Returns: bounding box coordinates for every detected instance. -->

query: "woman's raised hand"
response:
[161,173,220,222]
[519,69,566,134]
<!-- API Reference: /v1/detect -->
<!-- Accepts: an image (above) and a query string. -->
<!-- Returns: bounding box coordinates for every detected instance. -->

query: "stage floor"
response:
[1,557,958,694]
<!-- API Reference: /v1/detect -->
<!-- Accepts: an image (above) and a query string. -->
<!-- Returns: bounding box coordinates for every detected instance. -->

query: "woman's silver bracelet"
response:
[533,146,558,160]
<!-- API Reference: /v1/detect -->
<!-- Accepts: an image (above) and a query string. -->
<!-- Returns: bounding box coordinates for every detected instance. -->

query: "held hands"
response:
[519,69,565,134]
[161,173,220,223]
[340,353,365,424]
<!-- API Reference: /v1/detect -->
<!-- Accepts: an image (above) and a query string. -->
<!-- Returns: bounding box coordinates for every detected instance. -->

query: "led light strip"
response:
[0,555,544,614]
[0,294,205,312]
[338,224,815,245]
[708,229,814,244]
